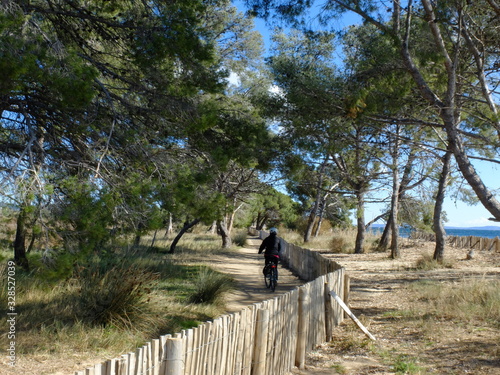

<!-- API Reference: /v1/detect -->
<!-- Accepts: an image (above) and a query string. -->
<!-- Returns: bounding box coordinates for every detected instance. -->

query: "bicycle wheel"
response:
[270,266,277,292]
[264,266,271,288]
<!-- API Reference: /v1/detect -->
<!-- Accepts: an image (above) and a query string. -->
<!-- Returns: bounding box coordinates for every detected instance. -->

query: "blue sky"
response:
[234,1,500,228]
[365,162,500,228]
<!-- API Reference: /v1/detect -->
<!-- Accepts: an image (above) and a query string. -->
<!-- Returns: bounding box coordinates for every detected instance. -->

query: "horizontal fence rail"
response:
[412,231,500,252]
[75,230,347,375]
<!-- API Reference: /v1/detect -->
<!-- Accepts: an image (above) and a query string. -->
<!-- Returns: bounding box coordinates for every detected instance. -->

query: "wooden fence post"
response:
[343,274,350,319]
[152,339,160,375]
[118,355,127,375]
[252,308,269,375]
[324,282,333,342]
[165,338,184,375]
[295,286,308,369]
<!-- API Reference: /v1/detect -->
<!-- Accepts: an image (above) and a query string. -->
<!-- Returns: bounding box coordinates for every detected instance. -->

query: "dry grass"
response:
[0,230,236,365]
[301,236,500,375]
[280,226,380,253]
[410,277,500,327]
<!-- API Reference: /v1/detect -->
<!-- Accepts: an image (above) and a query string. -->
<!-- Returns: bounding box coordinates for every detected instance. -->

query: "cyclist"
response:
[258,227,281,279]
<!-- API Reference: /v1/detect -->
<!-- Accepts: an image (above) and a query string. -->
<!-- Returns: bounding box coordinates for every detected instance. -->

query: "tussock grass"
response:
[410,278,500,327]
[188,266,234,304]
[75,259,160,329]
[232,229,248,247]
[414,253,454,270]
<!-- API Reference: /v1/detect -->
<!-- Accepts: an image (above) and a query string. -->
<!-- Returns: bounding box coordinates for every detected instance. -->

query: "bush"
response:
[330,236,350,253]
[415,254,453,270]
[188,267,234,305]
[232,230,247,247]
[75,259,158,328]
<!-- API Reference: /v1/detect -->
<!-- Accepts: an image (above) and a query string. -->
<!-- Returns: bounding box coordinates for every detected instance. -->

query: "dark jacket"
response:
[258,233,281,256]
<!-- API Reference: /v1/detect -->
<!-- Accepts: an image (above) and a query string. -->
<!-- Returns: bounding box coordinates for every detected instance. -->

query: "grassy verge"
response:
[0,231,236,360]
[279,227,380,253]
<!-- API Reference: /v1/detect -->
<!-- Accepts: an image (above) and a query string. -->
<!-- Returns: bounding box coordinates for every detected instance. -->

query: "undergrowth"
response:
[0,230,237,358]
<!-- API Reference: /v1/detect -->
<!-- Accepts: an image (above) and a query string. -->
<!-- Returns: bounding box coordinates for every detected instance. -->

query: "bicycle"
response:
[264,262,278,292]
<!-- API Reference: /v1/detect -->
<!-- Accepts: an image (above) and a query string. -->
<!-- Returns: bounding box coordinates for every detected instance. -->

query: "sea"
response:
[368,225,500,239]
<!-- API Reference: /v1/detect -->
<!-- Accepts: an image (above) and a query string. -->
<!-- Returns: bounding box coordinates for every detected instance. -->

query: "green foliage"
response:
[188,266,234,305]
[393,355,425,374]
[32,251,75,282]
[243,186,300,229]
[56,177,116,253]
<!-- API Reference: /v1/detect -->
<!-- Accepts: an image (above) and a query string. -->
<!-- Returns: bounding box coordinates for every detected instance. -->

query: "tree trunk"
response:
[227,203,242,234]
[149,229,158,250]
[433,148,452,262]
[208,220,217,234]
[304,208,317,243]
[377,146,420,252]
[377,214,392,251]
[354,189,365,254]
[256,213,267,230]
[217,218,232,248]
[390,126,401,259]
[304,160,327,242]
[14,207,30,271]
[169,218,200,254]
[445,113,500,220]
[401,0,500,222]
[313,199,326,237]
[164,213,173,237]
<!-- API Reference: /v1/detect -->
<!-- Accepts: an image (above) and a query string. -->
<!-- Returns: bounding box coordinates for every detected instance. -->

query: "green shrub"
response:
[75,259,158,328]
[188,267,234,305]
[393,354,425,374]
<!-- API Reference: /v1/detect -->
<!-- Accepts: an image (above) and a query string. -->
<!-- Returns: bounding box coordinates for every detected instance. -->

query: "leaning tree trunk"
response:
[313,199,326,237]
[164,213,173,237]
[14,206,30,271]
[304,159,327,243]
[169,218,200,254]
[217,218,232,249]
[304,205,318,243]
[402,0,500,222]
[304,188,322,242]
[377,214,392,251]
[433,148,452,262]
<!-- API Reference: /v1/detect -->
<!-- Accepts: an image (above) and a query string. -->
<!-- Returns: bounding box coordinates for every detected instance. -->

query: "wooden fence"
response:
[75,230,347,375]
[412,231,500,252]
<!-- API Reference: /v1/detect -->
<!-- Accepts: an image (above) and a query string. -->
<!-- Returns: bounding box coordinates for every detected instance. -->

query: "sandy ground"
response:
[289,238,500,375]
